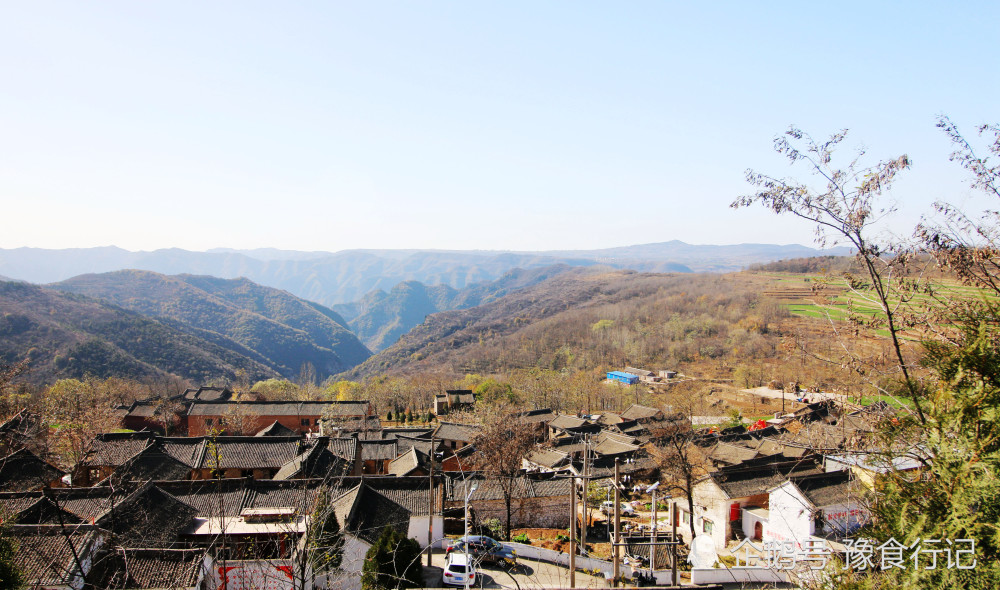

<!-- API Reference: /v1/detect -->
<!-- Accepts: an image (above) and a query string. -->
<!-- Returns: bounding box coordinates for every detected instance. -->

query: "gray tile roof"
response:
[710,460,823,499]
[360,440,399,462]
[81,433,157,467]
[788,471,863,508]
[187,400,371,417]
[433,422,481,442]
[254,421,299,437]
[12,525,106,587]
[198,437,304,470]
[445,475,572,503]
[525,448,570,469]
[387,447,422,476]
[620,404,663,421]
[548,414,589,431]
[90,547,205,589]
[709,442,760,466]
[0,448,64,491]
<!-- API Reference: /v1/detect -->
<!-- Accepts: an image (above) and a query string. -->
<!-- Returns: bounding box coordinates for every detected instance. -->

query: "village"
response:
[0,366,909,589]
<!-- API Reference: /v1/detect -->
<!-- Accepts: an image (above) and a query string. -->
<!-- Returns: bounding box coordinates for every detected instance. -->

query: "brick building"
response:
[184,400,372,436]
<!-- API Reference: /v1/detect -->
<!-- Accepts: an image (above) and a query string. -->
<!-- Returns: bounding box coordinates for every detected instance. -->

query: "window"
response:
[205,419,213,426]
[301,418,310,426]
[682,511,690,525]
[703,518,714,534]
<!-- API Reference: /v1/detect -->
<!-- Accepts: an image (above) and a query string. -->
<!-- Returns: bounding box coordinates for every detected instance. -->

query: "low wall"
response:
[691,567,787,584]
[507,542,677,585]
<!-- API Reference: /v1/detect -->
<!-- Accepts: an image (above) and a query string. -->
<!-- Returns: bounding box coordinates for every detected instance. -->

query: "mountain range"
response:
[0,242,849,307]
[334,265,573,351]
[0,270,374,385]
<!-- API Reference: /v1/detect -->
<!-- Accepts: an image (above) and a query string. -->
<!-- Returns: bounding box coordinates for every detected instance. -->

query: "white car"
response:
[443,552,477,587]
[600,501,635,516]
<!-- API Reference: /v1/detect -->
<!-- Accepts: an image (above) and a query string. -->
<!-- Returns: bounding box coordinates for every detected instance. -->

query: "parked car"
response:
[446,535,518,566]
[443,553,477,587]
[600,501,635,516]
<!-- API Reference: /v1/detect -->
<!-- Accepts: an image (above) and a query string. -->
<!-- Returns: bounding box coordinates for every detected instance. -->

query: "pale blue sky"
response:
[1,1,997,252]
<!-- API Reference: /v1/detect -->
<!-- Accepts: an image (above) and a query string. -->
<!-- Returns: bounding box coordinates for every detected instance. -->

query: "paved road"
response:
[428,550,608,589]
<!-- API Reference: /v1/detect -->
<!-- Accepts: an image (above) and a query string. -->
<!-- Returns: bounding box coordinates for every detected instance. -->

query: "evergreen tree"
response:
[361,525,422,590]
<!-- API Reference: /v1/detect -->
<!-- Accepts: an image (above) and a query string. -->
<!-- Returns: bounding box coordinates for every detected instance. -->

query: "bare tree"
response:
[470,402,537,541]
[732,127,927,423]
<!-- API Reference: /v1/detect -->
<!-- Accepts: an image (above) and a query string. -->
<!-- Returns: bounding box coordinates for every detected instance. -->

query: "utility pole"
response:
[427,435,435,567]
[645,481,660,581]
[580,435,589,555]
[569,475,576,588]
[671,502,678,585]
[613,458,621,585]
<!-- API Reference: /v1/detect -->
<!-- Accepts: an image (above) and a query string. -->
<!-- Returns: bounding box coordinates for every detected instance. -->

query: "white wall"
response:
[741,508,769,541]
[406,515,445,548]
[676,479,730,551]
[765,482,812,549]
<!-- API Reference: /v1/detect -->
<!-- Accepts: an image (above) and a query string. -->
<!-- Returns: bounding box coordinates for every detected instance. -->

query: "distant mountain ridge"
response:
[0,242,848,306]
[0,281,282,385]
[49,271,371,381]
[336,265,574,351]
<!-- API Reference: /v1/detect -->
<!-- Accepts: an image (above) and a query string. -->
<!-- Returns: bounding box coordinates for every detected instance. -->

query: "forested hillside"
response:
[343,268,792,379]
[335,265,574,351]
[51,271,371,381]
[0,281,280,385]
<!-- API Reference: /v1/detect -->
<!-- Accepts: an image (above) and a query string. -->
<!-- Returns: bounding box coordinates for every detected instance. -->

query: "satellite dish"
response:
[687,534,718,569]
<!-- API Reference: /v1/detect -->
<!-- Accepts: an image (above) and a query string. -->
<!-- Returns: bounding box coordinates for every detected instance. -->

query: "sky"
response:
[1,1,997,253]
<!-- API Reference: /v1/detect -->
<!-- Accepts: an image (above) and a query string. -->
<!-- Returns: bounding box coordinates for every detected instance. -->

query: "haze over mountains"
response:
[0,241,848,308]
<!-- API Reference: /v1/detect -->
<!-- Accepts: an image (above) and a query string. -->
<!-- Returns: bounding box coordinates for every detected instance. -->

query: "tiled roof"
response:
[254,421,299,437]
[155,479,251,518]
[360,440,399,462]
[98,485,198,548]
[620,404,663,421]
[387,447,421,476]
[789,471,863,508]
[161,438,206,467]
[709,442,760,466]
[710,460,823,499]
[346,485,413,544]
[90,547,205,589]
[55,487,124,522]
[0,493,46,520]
[525,448,570,469]
[0,448,64,491]
[394,435,434,457]
[199,437,304,470]
[445,475,572,503]
[381,428,433,440]
[513,409,556,424]
[327,437,358,462]
[433,422,481,442]
[548,414,589,431]
[81,433,156,466]
[364,477,440,515]
[114,445,193,483]
[13,525,106,587]
[183,386,232,401]
[246,480,321,514]
[593,437,639,457]
[273,440,353,480]
[187,400,371,417]
[325,415,383,434]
